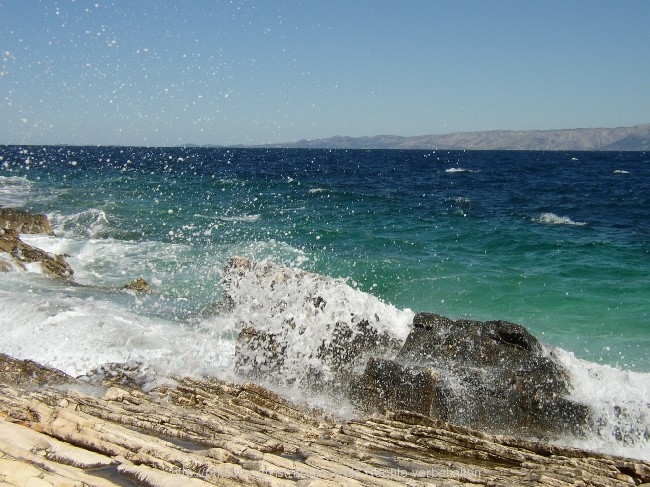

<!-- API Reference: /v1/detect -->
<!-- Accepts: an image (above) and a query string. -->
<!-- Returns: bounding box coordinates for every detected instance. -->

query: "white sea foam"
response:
[195,212,266,222]
[308,187,328,193]
[0,275,236,381]
[224,258,414,386]
[20,233,201,294]
[0,175,66,207]
[552,347,650,460]
[534,212,587,226]
[445,167,471,173]
[613,169,630,174]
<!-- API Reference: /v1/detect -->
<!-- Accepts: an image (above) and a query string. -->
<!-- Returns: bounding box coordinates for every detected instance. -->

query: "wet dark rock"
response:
[356,312,590,436]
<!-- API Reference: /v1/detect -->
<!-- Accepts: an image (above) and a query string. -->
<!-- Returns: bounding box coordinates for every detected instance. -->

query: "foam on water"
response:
[0,274,235,381]
[0,175,35,207]
[224,258,414,385]
[553,347,650,460]
[217,214,261,223]
[534,212,587,226]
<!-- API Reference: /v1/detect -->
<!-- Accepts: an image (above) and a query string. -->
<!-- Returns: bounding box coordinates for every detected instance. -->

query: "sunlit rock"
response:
[0,207,53,235]
[0,353,648,486]
[123,277,152,293]
[0,227,73,278]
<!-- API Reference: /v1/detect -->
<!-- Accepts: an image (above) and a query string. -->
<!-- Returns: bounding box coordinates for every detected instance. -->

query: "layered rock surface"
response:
[1,353,649,486]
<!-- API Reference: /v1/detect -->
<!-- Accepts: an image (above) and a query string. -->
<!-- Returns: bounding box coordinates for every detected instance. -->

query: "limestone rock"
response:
[0,207,53,235]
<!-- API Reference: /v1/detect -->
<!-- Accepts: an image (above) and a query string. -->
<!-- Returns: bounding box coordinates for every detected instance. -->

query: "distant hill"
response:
[275,124,650,151]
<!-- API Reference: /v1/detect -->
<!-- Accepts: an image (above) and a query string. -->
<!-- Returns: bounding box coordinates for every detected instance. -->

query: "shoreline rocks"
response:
[224,257,591,439]
[0,227,74,278]
[0,206,73,278]
[352,312,590,437]
[0,207,53,235]
[0,207,150,289]
[0,353,648,486]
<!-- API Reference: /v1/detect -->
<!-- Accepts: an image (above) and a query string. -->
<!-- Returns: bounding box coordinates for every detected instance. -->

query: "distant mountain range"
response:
[269,123,650,151]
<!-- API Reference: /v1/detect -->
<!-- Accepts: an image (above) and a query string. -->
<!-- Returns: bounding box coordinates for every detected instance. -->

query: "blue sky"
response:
[1,0,649,146]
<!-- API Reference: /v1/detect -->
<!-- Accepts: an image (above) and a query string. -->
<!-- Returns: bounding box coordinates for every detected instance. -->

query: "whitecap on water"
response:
[534,212,587,226]
[613,169,630,174]
[217,214,261,223]
[0,175,35,207]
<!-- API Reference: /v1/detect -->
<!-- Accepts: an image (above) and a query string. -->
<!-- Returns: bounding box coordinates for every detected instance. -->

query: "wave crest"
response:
[49,209,110,238]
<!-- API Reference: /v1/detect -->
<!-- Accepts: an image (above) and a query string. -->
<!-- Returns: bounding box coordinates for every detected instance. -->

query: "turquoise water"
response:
[1,145,648,371]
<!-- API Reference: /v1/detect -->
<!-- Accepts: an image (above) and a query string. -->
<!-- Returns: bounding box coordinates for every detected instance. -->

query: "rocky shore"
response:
[1,208,649,486]
[1,354,649,487]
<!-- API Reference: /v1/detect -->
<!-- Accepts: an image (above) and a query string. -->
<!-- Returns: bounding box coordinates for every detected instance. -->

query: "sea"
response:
[0,145,648,459]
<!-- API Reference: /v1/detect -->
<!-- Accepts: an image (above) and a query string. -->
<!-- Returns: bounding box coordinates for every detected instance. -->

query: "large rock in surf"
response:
[353,312,591,436]
[224,257,590,438]
[0,207,73,278]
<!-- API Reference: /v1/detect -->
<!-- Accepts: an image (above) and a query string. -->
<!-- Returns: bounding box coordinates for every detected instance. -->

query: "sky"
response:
[1,0,649,146]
